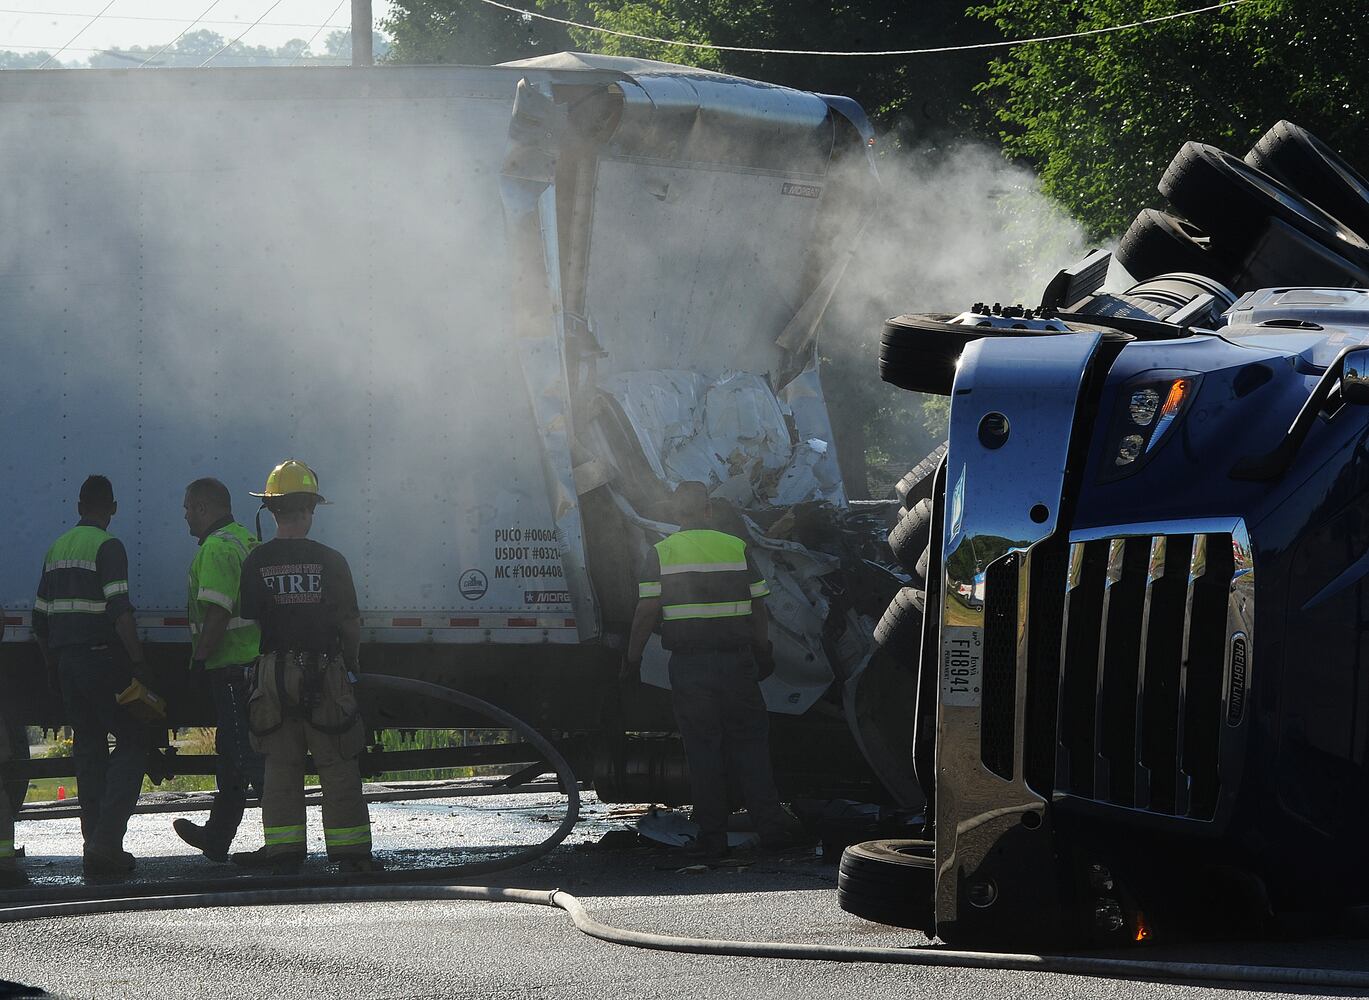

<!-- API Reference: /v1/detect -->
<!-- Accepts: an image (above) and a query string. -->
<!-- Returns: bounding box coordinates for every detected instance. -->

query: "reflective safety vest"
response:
[34,522,134,649]
[638,529,769,650]
[188,521,261,669]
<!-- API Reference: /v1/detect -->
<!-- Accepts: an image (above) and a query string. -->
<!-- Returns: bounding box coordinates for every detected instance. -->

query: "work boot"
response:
[0,866,28,890]
[331,855,384,874]
[232,847,304,875]
[173,818,229,863]
[83,843,135,883]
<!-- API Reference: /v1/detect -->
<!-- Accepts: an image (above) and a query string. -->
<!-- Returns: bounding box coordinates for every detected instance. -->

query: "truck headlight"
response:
[1103,374,1199,480]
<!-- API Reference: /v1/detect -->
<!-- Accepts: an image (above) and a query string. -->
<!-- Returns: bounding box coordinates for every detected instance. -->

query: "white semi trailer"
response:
[1,53,913,805]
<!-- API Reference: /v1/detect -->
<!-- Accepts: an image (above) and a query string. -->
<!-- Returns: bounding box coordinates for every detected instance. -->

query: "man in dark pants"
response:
[34,475,151,881]
[172,477,264,862]
[625,481,794,858]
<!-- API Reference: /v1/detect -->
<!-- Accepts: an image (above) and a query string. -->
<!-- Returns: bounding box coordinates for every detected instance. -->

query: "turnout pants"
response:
[248,651,370,859]
[202,663,265,854]
[668,648,790,848]
[57,644,151,852]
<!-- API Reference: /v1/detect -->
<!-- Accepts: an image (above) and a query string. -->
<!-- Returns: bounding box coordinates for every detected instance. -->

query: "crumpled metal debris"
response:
[602,368,842,508]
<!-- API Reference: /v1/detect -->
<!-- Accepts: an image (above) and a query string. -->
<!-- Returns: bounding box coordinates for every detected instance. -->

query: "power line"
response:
[474,0,1252,57]
[0,39,350,61]
[139,0,221,68]
[294,0,346,65]
[35,0,115,67]
[0,7,351,29]
[198,0,286,67]
[0,40,350,62]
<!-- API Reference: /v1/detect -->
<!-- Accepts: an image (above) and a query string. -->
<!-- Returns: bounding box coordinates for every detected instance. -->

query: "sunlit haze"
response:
[0,0,397,64]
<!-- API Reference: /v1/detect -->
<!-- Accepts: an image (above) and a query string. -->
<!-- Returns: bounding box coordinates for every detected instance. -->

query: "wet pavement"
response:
[14,782,615,885]
[3,789,1369,999]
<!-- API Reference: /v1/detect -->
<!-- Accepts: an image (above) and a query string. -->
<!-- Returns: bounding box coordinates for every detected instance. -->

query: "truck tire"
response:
[887,499,932,573]
[893,442,948,509]
[879,315,967,395]
[1159,141,1369,270]
[1115,209,1232,283]
[837,839,935,930]
[873,586,923,654]
[1246,121,1369,240]
[914,546,929,585]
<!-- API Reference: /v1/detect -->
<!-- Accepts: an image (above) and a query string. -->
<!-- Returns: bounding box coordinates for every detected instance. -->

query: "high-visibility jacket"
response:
[188,520,261,669]
[638,528,769,650]
[33,520,134,649]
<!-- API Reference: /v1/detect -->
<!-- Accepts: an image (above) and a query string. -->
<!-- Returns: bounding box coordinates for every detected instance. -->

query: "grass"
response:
[23,728,512,803]
[25,778,75,803]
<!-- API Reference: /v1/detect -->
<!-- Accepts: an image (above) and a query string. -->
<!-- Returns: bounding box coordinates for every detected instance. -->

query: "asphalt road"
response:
[2,791,1368,999]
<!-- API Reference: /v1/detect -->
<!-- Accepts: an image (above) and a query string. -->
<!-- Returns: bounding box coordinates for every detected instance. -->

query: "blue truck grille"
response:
[1044,531,1239,820]
[980,554,1020,780]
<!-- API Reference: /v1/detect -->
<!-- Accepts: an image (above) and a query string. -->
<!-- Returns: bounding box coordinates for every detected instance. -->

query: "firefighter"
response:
[0,606,27,888]
[33,475,150,881]
[625,481,795,858]
[172,477,264,862]
[231,460,377,874]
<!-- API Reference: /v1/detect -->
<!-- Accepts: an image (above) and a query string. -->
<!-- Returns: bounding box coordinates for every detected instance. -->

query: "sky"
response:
[0,0,399,63]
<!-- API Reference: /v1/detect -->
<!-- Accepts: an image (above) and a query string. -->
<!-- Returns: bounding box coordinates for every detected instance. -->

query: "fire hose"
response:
[3,676,1369,989]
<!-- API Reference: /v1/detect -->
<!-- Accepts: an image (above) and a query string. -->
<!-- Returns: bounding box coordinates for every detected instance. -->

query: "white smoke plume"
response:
[819,139,1089,493]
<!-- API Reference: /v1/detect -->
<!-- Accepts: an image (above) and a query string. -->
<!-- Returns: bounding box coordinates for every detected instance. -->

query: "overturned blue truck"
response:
[842,122,1369,947]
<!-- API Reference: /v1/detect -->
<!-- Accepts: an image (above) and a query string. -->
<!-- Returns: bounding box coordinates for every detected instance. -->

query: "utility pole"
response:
[351,0,373,66]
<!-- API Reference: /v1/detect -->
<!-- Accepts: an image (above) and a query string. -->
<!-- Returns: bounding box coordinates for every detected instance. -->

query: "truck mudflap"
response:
[933,331,1103,944]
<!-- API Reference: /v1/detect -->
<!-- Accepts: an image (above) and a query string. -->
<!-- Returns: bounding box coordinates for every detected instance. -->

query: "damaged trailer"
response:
[843,123,1369,946]
[0,54,914,807]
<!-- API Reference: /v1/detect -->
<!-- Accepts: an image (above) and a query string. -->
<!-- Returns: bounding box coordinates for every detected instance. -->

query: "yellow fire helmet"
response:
[249,459,331,504]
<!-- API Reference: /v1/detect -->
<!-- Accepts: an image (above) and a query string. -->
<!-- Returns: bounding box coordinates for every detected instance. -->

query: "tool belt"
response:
[248,650,359,738]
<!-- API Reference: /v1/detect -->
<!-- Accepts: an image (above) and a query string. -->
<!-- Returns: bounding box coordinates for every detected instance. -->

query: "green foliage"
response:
[384,0,571,64]
[557,1,725,69]
[374,728,511,780]
[386,0,999,140]
[971,0,1369,237]
[73,28,389,68]
[0,50,54,69]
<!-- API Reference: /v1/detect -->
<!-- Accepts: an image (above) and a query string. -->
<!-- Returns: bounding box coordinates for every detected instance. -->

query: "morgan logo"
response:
[781,182,822,199]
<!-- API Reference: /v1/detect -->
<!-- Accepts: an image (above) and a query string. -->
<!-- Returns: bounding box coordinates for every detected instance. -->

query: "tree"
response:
[383,0,571,64]
[85,29,355,68]
[972,0,1369,237]
[587,0,1001,138]
[386,0,1001,141]
[0,50,54,68]
[322,29,393,61]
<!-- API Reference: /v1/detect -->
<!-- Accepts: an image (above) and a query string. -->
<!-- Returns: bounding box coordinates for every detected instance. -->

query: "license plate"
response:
[941,625,983,707]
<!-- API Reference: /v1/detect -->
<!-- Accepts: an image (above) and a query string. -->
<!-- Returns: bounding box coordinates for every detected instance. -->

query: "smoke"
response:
[0,70,1089,614]
[0,71,545,618]
[819,140,1089,494]
[852,142,1089,313]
